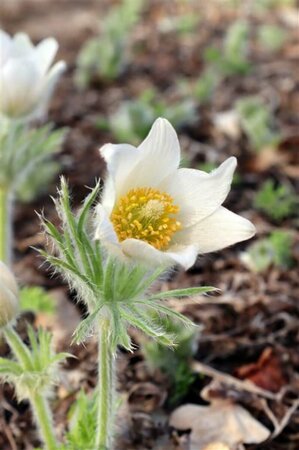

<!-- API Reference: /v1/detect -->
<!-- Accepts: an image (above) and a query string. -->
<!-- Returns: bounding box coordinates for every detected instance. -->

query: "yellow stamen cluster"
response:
[111,187,181,250]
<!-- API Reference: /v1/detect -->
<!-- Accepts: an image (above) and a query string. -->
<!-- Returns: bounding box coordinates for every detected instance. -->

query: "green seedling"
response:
[242,230,294,272]
[143,317,198,406]
[205,20,251,76]
[173,13,199,35]
[253,0,295,13]
[194,68,220,103]
[236,96,280,152]
[0,326,70,450]
[258,25,287,52]
[64,390,97,450]
[75,0,143,86]
[20,287,56,315]
[159,13,200,35]
[99,88,197,144]
[0,121,66,263]
[254,180,298,222]
[0,122,65,201]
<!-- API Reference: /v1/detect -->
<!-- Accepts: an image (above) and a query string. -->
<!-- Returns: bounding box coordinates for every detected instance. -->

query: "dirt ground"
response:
[0,1,298,449]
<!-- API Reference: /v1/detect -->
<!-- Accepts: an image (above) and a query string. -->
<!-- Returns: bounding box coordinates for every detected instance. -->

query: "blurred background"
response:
[0,0,298,449]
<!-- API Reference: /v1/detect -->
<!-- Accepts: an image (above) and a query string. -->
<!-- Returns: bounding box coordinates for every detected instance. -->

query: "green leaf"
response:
[134,300,196,328]
[103,257,117,302]
[109,305,132,351]
[72,304,104,344]
[121,305,174,346]
[41,214,78,269]
[50,352,75,365]
[77,181,101,234]
[0,358,23,376]
[132,265,167,298]
[40,253,94,290]
[148,286,216,300]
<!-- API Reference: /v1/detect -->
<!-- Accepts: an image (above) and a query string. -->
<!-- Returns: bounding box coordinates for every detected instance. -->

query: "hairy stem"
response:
[30,392,58,450]
[4,326,58,450]
[0,185,13,265]
[95,315,115,450]
[3,325,32,369]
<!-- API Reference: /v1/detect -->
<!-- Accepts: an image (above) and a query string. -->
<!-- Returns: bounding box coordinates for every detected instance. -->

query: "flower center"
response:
[111,187,181,250]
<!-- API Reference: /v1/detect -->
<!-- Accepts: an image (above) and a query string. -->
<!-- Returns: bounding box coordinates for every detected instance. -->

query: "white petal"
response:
[34,60,66,119]
[0,59,41,117]
[94,204,130,261]
[100,143,139,212]
[174,206,256,253]
[100,176,116,217]
[0,30,12,67]
[160,157,237,227]
[11,32,33,57]
[121,239,198,269]
[100,143,138,177]
[128,118,181,190]
[94,204,119,245]
[166,244,198,269]
[101,118,181,203]
[35,37,58,74]
[43,60,66,94]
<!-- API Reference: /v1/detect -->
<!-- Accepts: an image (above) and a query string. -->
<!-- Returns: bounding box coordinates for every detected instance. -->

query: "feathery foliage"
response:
[40,179,214,351]
[0,120,66,200]
[0,326,70,400]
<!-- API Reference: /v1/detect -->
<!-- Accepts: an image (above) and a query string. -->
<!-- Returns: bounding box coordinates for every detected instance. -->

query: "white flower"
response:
[95,118,255,270]
[0,261,19,327]
[0,30,66,120]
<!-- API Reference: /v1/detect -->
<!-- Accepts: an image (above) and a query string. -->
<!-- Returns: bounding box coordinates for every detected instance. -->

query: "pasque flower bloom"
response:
[0,261,19,327]
[0,30,66,119]
[95,118,255,269]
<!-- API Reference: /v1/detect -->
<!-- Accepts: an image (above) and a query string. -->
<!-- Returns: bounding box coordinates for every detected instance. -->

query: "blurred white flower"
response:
[95,118,255,269]
[0,30,66,120]
[0,261,19,327]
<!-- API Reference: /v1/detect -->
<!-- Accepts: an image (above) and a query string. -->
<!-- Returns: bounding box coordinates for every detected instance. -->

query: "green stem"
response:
[0,185,12,265]
[3,325,32,370]
[95,315,115,450]
[3,326,58,450]
[30,392,58,450]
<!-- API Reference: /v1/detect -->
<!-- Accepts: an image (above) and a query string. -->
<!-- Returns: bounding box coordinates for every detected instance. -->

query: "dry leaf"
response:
[234,347,287,393]
[169,402,270,450]
[246,146,288,172]
[214,111,241,140]
[203,443,231,450]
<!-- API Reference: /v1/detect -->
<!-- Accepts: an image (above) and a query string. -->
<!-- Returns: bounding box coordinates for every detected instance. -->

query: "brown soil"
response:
[0,1,298,449]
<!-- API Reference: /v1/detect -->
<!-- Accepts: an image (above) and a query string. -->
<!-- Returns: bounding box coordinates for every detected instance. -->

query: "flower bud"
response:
[0,261,19,327]
[0,30,66,120]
